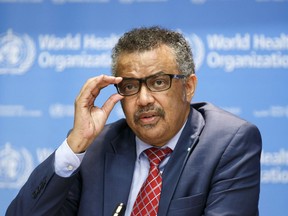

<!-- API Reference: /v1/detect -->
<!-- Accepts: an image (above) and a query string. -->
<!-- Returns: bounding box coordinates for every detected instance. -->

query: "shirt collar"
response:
[135,120,187,159]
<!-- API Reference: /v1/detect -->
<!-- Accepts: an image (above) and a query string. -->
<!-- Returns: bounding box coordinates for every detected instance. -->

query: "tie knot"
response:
[144,147,172,167]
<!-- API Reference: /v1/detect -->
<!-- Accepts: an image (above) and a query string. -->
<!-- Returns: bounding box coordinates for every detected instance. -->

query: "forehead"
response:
[115,45,178,77]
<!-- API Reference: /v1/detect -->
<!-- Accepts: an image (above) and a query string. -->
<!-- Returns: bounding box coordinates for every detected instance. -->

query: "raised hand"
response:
[67,75,123,153]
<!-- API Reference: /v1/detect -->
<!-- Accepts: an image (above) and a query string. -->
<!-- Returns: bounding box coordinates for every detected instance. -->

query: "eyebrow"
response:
[121,71,166,80]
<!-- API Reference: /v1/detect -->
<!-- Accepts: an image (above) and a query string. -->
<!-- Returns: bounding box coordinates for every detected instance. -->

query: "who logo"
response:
[185,33,205,72]
[0,29,36,75]
[0,143,34,189]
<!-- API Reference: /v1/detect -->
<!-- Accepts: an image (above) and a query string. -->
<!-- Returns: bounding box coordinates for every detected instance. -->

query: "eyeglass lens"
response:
[117,73,172,96]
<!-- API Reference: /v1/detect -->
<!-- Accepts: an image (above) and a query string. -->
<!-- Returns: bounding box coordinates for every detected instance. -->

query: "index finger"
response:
[90,75,123,97]
[79,75,122,98]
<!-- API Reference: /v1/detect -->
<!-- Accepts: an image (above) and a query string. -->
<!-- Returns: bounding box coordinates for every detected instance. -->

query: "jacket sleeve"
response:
[5,153,81,216]
[204,123,262,216]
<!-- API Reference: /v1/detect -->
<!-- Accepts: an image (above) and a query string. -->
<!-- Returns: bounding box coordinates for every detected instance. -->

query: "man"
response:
[6,26,262,216]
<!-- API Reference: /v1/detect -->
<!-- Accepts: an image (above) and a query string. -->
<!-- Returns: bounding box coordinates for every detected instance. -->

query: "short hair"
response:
[111,26,195,76]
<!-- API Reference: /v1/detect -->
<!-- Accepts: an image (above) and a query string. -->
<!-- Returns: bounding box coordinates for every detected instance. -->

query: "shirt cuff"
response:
[54,139,86,177]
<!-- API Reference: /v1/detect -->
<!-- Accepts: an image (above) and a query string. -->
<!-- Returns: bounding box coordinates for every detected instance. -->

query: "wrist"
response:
[67,132,91,153]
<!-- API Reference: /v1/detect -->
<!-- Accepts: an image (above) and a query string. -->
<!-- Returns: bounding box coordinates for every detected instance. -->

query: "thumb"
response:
[101,93,124,117]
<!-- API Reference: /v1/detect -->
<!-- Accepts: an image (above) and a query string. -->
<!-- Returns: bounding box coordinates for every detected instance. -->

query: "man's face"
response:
[116,45,197,146]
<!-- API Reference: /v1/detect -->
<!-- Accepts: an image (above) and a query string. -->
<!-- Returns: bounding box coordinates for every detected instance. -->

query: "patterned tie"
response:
[131,147,172,216]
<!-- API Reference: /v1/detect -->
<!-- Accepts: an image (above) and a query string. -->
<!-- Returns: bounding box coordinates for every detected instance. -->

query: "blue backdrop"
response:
[0,0,287,215]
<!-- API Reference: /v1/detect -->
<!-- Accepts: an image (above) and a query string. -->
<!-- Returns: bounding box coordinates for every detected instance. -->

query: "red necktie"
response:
[131,147,172,216]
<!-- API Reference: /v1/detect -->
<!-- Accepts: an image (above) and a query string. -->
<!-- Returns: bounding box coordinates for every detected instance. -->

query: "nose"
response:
[136,83,155,106]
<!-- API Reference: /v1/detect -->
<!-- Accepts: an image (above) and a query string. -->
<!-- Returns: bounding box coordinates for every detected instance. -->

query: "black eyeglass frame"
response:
[114,72,187,96]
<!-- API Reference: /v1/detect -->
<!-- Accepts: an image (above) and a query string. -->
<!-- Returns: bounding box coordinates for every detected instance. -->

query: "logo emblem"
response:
[185,33,205,72]
[0,143,34,188]
[0,29,36,75]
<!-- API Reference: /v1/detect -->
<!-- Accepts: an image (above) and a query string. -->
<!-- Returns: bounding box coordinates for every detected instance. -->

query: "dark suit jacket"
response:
[6,102,262,216]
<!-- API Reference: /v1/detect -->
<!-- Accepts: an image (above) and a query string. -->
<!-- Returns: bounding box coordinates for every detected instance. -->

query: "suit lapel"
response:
[158,106,205,215]
[103,129,136,216]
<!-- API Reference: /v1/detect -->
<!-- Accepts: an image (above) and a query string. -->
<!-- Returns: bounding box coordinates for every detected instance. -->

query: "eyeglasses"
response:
[114,72,187,96]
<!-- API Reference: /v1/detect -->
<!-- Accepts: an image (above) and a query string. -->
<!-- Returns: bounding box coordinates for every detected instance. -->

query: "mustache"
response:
[134,105,165,122]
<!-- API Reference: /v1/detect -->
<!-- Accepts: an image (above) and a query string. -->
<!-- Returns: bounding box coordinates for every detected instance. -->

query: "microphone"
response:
[112,203,126,216]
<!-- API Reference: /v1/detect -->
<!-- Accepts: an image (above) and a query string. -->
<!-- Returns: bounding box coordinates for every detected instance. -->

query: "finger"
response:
[90,75,122,97]
[79,75,121,99]
[77,75,122,107]
[87,75,122,108]
[100,93,124,117]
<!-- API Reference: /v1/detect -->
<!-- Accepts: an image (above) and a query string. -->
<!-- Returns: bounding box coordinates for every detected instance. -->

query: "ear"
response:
[185,74,197,102]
